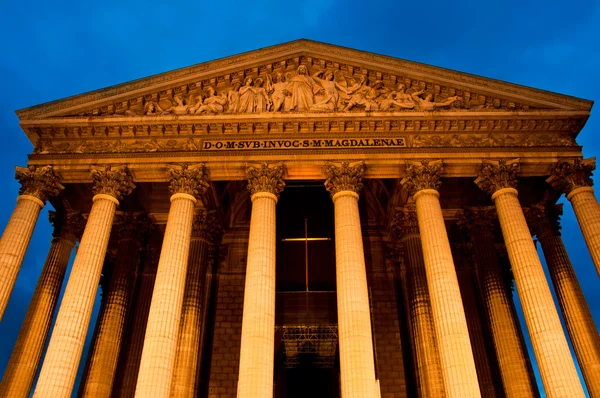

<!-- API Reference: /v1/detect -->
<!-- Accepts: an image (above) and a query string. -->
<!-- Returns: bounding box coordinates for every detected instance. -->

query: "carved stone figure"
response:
[253,78,272,112]
[194,87,228,115]
[285,65,317,112]
[343,80,386,111]
[226,82,241,113]
[379,84,415,111]
[411,90,458,111]
[144,101,165,116]
[163,95,190,115]
[309,70,339,112]
[267,73,289,112]
[238,77,270,113]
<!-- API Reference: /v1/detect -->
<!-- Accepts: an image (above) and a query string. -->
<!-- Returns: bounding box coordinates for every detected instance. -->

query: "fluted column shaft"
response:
[33,195,119,397]
[237,192,278,397]
[536,227,600,397]
[171,220,214,397]
[333,191,377,398]
[0,234,76,398]
[0,165,62,320]
[32,165,135,398]
[0,196,44,319]
[401,232,445,397]
[79,218,147,397]
[491,188,584,397]
[567,187,600,277]
[112,248,159,398]
[134,194,196,397]
[411,189,480,397]
[464,211,538,397]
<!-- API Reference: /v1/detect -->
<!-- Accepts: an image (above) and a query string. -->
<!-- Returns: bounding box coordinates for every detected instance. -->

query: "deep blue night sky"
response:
[0,1,598,396]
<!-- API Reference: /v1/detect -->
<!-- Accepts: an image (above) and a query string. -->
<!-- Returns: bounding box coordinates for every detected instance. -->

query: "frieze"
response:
[202,138,406,151]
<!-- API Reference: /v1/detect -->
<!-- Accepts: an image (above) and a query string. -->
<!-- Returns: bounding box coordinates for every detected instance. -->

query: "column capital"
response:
[391,206,419,239]
[246,162,285,198]
[167,163,210,198]
[114,212,155,242]
[324,161,364,197]
[474,158,520,195]
[525,203,563,238]
[91,165,136,200]
[456,207,497,238]
[547,157,595,194]
[49,210,85,242]
[400,159,443,196]
[15,165,64,203]
[192,210,222,244]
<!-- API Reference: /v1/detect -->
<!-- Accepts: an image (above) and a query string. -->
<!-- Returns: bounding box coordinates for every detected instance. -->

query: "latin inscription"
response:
[202,138,406,151]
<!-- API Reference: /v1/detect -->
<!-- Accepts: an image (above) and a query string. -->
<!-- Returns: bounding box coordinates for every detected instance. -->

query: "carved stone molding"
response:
[400,159,443,195]
[456,207,497,238]
[90,165,136,200]
[192,211,222,244]
[324,161,365,196]
[49,210,86,241]
[546,158,595,194]
[15,165,64,202]
[391,206,419,238]
[245,162,286,197]
[525,203,563,238]
[167,163,210,198]
[474,158,519,195]
[114,212,155,242]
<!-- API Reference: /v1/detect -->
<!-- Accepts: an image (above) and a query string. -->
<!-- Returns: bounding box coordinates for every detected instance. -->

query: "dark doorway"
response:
[276,182,336,292]
[284,355,340,398]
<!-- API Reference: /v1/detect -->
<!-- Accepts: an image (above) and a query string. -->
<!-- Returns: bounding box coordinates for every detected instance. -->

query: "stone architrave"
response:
[401,160,481,398]
[458,208,538,398]
[171,211,221,397]
[79,213,153,398]
[547,158,600,277]
[0,165,63,320]
[0,211,84,398]
[111,244,160,398]
[392,207,445,398]
[33,165,135,398]
[237,163,285,398]
[135,164,210,398]
[475,159,585,397]
[527,204,600,397]
[325,162,378,398]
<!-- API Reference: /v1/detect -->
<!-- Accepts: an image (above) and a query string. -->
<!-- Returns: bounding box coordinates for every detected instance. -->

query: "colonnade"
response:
[0,158,598,398]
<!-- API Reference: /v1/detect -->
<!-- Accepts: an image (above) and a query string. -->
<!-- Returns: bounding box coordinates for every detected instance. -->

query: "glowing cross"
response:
[281,218,331,292]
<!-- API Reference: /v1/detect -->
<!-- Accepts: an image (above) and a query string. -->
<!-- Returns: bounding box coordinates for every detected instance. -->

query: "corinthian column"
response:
[392,207,445,398]
[547,158,600,277]
[79,213,153,398]
[324,162,377,398]
[0,211,84,398]
[33,165,135,398]
[458,208,538,398]
[528,204,600,397]
[237,163,285,398]
[401,160,480,398]
[475,159,585,397]
[0,165,63,320]
[171,211,220,397]
[135,164,210,398]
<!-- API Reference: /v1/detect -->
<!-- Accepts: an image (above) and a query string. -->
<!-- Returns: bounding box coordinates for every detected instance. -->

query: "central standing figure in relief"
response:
[286,65,316,112]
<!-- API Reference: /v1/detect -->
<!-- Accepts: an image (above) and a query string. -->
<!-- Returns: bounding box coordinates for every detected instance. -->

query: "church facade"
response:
[0,40,598,398]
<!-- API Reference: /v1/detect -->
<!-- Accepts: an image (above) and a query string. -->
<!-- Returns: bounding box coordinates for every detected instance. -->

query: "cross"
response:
[282,218,331,292]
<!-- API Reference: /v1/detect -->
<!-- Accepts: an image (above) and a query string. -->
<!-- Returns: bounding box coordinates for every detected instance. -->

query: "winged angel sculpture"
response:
[135,65,460,116]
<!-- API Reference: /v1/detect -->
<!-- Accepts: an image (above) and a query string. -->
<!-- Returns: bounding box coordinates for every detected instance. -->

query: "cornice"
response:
[16,39,592,120]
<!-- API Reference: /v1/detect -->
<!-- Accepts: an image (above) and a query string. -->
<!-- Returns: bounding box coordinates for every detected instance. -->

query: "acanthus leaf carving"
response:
[525,203,563,238]
[15,165,64,202]
[474,158,520,195]
[90,165,136,200]
[400,159,443,196]
[324,161,365,196]
[391,206,419,238]
[114,212,155,242]
[167,163,210,198]
[456,206,497,238]
[49,210,86,241]
[546,157,595,193]
[192,210,222,244]
[245,163,285,197]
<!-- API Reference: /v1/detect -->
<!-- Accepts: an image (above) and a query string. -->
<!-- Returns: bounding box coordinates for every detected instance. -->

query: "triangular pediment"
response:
[17,39,592,121]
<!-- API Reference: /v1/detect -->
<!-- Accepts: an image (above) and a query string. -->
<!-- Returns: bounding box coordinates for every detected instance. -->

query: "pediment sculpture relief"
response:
[75,60,539,118]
